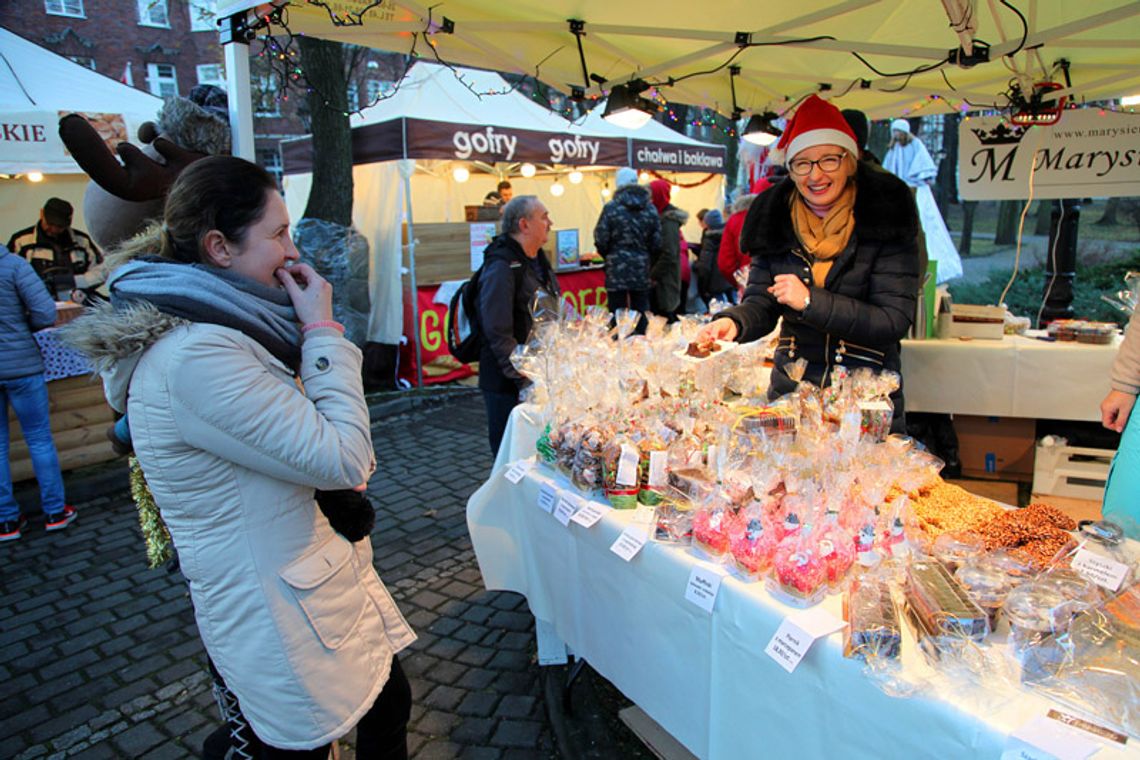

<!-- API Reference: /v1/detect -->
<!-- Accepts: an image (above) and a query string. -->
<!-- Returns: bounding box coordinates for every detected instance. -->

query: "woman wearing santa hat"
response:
[701,95,921,433]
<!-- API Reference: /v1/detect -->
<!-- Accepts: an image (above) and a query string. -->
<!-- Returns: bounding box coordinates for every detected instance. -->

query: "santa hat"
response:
[769,94,859,166]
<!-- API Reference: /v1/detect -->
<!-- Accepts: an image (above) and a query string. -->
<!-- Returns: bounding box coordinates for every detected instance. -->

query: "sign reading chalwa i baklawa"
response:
[958,109,1140,201]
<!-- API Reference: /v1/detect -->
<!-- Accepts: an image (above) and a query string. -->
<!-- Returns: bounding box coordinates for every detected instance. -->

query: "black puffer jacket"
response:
[477,234,559,394]
[720,163,920,427]
[594,185,661,292]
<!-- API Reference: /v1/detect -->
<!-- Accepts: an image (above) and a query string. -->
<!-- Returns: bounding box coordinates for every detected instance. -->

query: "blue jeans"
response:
[1,374,66,520]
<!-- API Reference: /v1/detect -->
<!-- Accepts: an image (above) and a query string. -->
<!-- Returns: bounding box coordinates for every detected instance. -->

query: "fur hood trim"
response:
[661,205,690,225]
[740,162,918,256]
[157,97,231,156]
[59,301,187,373]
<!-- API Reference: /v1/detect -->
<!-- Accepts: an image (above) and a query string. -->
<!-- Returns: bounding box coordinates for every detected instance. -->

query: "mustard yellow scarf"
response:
[791,184,857,286]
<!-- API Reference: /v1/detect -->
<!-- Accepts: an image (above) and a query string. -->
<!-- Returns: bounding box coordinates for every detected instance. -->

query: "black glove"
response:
[315,489,376,542]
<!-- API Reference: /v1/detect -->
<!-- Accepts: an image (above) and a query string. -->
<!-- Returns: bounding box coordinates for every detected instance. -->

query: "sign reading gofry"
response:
[958,109,1140,201]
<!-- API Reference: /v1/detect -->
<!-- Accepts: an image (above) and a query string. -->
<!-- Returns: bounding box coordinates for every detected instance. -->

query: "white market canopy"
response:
[0,29,163,174]
[280,61,727,175]
[216,1,1140,122]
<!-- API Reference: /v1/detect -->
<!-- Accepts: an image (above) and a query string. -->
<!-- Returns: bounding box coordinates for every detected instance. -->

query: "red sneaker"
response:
[45,506,78,532]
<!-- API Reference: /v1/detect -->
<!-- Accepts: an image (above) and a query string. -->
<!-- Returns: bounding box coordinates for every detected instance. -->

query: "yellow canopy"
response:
[217,0,1140,119]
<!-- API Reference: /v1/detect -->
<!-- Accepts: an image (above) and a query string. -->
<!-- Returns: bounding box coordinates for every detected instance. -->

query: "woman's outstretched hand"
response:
[1100,389,1136,433]
[276,263,333,326]
[698,317,738,343]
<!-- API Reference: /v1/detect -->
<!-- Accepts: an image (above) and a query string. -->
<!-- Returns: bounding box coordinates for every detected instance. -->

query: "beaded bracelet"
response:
[301,320,345,334]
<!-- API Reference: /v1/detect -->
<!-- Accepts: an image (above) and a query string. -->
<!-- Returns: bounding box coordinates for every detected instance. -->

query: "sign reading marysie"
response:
[959,109,1140,201]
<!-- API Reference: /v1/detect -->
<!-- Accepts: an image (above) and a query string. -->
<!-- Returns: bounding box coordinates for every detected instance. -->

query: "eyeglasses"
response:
[788,152,848,177]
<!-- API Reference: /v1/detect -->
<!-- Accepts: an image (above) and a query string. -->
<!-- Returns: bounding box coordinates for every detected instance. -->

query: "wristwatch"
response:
[801,293,811,312]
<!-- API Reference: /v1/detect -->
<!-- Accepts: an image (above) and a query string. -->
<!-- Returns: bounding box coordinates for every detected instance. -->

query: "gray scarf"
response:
[108,257,302,369]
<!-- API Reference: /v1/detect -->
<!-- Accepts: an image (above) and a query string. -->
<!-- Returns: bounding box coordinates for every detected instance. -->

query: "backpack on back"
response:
[446,264,484,364]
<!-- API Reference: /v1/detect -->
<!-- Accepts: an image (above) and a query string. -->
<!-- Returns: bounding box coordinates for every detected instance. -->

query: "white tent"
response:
[281,62,726,347]
[216,1,1140,121]
[0,29,162,236]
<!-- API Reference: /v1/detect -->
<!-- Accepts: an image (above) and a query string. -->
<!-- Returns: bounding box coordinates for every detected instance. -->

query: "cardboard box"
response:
[937,312,1005,340]
[954,415,1036,482]
[950,478,1020,506]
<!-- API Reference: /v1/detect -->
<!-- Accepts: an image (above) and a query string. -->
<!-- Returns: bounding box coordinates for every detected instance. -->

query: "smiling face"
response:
[789,144,855,208]
[223,191,299,287]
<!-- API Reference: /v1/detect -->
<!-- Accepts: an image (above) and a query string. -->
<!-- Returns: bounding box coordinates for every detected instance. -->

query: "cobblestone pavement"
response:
[0,391,559,759]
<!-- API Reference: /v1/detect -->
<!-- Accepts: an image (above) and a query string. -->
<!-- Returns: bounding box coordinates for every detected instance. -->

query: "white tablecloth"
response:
[467,406,1139,760]
[901,333,1119,421]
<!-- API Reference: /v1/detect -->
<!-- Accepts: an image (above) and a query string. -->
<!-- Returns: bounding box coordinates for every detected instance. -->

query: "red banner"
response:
[399,267,607,386]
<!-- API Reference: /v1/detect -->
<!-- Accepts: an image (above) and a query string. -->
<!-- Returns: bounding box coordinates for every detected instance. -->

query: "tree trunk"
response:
[298,36,353,226]
[960,201,976,257]
[994,200,1020,245]
[935,113,959,218]
[1096,197,1121,226]
[1034,200,1052,236]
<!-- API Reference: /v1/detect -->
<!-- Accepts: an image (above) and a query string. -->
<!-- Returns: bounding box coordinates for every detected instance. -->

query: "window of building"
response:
[258,148,283,187]
[138,0,170,28]
[68,56,97,71]
[255,75,280,117]
[146,63,179,98]
[44,0,84,18]
[189,0,217,32]
[197,64,224,86]
[346,81,359,113]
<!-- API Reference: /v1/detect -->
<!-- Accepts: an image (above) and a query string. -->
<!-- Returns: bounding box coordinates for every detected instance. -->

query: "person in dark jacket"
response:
[7,197,104,302]
[594,168,661,320]
[694,209,735,305]
[648,179,688,319]
[0,250,74,541]
[701,95,920,433]
[478,195,559,457]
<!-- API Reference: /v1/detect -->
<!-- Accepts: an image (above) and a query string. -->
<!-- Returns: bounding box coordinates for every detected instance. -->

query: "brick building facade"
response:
[0,0,403,184]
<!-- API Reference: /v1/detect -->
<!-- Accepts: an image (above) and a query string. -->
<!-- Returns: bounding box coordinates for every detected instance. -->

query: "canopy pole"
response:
[404,175,424,389]
[220,13,256,161]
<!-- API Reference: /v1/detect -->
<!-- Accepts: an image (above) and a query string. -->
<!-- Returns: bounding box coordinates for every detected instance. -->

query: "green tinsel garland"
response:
[129,456,173,569]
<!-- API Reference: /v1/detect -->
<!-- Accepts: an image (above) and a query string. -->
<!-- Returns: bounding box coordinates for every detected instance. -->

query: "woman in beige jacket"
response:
[68,156,415,757]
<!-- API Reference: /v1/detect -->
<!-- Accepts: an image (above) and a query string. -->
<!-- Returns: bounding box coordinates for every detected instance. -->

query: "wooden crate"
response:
[7,374,117,482]
[1029,493,1103,524]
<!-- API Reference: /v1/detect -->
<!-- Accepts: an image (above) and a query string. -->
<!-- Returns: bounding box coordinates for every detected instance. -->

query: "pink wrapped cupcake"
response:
[768,530,827,607]
[818,525,855,590]
[692,506,737,560]
[730,515,777,579]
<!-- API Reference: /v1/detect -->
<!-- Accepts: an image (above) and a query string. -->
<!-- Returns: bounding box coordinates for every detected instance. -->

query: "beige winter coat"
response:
[75,306,415,749]
[1112,309,1140,395]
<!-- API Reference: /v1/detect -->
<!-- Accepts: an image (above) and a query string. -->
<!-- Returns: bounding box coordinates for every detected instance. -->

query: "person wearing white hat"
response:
[700,94,921,433]
[883,119,963,283]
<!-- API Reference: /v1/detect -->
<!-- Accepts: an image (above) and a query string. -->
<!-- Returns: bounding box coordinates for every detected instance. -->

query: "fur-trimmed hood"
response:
[740,161,918,257]
[60,301,187,413]
[661,205,690,225]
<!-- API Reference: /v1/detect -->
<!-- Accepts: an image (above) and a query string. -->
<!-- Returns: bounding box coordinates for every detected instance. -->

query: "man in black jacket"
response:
[477,195,559,457]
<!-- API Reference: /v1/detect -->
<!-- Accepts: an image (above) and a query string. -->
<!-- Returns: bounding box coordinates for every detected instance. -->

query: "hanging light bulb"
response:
[638,171,651,184]
[742,112,782,146]
[550,180,565,197]
[568,170,583,185]
[452,166,470,183]
[602,81,657,130]
[601,184,612,200]
[520,163,537,178]
[26,171,44,183]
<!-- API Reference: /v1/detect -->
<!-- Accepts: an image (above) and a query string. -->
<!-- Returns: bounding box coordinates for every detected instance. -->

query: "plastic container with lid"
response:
[955,560,1016,628]
[932,532,986,573]
[1004,571,1102,681]
[1066,520,1138,590]
[1076,322,1118,344]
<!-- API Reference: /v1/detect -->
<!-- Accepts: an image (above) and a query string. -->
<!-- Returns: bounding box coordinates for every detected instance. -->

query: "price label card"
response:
[503,459,532,484]
[610,526,648,561]
[616,444,639,486]
[537,483,557,514]
[647,451,667,487]
[570,502,606,528]
[685,565,724,614]
[1003,716,1103,760]
[554,494,579,526]
[1071,548,1129,592]
[763,607,846,674]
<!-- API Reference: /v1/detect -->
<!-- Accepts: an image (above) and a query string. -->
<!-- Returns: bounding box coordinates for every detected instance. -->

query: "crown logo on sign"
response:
[970,123,1027,145]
